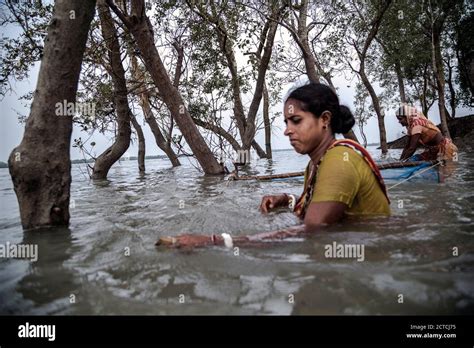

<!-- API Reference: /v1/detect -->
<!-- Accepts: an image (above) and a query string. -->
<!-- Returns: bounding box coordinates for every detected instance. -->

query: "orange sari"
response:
[407,111,458,161]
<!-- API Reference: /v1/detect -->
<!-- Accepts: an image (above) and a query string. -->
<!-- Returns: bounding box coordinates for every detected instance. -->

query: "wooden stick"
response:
[376,160,438,170]
[229,161,439,181]
[230,171,305,181]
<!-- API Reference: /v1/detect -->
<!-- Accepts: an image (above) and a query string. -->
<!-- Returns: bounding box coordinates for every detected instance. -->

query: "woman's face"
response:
[283,99,326,154]
[397,115,408,127]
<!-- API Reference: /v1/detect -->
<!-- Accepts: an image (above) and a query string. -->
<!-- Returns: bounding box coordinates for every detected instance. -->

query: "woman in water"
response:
[158,83,390,248]
[396,105,458,162]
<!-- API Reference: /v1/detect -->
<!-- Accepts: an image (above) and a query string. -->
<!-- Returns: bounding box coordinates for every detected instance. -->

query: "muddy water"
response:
[0,147,473,314]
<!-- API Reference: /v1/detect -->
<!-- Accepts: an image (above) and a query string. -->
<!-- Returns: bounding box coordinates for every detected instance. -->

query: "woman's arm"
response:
[400,133,421,161]
[157,201,352,250]
[304,201,347,232]
[156,201,348,249]
[155,224,309,249]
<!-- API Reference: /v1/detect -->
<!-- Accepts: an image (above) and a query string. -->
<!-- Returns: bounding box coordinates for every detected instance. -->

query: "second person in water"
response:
[396,105,458,162]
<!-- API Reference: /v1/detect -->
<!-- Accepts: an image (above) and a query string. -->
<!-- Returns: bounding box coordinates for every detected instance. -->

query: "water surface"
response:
[0,147,473,314]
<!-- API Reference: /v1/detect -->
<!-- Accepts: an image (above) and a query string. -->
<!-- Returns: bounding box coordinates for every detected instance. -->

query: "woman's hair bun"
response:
[331,105,355,134]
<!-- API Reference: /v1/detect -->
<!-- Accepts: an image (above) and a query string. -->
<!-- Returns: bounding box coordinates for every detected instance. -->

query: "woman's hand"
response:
[400,133,421,161]
[156,234,213,248]
[259,194,289,213]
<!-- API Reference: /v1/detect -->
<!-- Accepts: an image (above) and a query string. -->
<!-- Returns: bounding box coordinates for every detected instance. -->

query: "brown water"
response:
[0,147,473,314]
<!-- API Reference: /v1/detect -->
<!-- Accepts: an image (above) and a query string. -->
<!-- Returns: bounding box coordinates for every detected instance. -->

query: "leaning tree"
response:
[8,0,96,229]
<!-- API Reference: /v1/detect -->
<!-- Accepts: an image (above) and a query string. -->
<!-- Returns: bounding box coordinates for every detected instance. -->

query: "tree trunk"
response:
[112,0,223,174]
[8,0,96,230]
[455,45,474,98]
[294,1,358,143]
[193,2,278,158]
[129,54,181,167]
[360,70,388,154]
[305,52,359,142]
[421,64,430,115]
[314,55,336,89]
[130,114,145,173]
[241,15,279,150]
[252,140,267,159]
[192,117,242,153]
[92,0,131,179]
[432,20,451,138]
[263,82,272,159]
[395,60,406,103]
[139,92,181,167]
[443,105,452,119]
[298,0,320,83]
[302,47,320,83]
[342,130,360,143]
[219,33,247,141]
[445,56,456,118]
[355,0,391,153]
[358,121,368,148]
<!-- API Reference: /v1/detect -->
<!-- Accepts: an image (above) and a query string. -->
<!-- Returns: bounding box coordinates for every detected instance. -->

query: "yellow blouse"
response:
[304,146,390,216]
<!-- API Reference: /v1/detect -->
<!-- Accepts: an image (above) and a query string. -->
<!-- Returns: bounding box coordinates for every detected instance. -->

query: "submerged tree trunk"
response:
[139,91,181,167]
[92,0,131,179]
[130,114,145,173]
[241,15,278,151]
[252,141,267,159]
[361,70,388,154]
[263,82,272,159]
[8,0,96,230]
[129,54,180,167]
[108,0,224,174]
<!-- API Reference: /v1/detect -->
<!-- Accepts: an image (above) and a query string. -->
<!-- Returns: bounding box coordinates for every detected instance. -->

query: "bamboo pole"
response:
[228,161,439,181]
[377,160,438,170]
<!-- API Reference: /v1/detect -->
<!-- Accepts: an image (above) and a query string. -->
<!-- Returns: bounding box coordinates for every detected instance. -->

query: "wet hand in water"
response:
[156,234,213,248]
[259,194,288,213]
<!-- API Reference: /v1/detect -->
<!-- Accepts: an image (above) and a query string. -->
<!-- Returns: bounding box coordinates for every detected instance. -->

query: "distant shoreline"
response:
[0,145,384,168]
